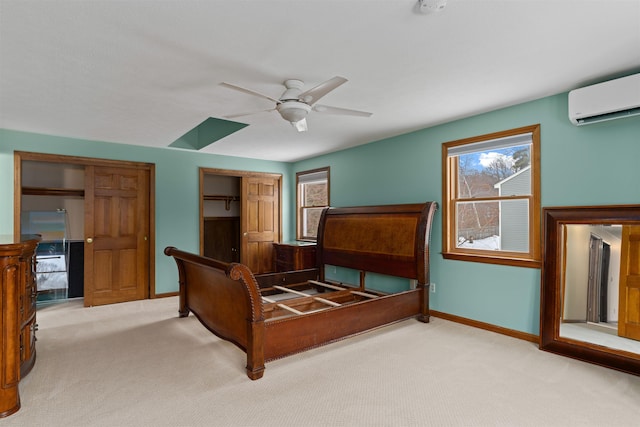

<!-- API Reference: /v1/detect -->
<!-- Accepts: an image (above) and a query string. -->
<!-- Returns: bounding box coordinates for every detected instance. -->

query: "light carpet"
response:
[7,297,640,427]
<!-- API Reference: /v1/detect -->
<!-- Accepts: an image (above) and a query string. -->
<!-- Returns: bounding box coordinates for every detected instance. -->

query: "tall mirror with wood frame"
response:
[540,205,640,376]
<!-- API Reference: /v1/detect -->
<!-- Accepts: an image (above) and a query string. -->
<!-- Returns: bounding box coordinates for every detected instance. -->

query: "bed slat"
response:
[350,290,379,299]
[313,297,341,307]
[272,285,310,297]
[272,284,342,308]
[276,303,328,316]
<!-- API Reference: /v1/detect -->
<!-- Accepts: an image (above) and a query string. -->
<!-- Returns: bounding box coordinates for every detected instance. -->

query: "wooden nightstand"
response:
[273,242,317,272]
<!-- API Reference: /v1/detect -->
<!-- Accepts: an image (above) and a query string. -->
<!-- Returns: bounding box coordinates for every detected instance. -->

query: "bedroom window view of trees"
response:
[456,145,530,250]
[442,125,541,267]
[296,167,329,240]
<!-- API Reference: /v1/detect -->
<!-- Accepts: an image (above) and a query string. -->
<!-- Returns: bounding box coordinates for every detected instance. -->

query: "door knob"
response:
[86,237,93,243]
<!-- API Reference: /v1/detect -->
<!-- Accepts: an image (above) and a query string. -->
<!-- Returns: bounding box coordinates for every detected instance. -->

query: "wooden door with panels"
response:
[241,175,279,274]
[84,165,150,306]
[618,225,640,341]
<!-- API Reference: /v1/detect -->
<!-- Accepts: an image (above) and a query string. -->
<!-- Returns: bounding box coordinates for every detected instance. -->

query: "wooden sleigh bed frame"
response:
[164,202,437,380]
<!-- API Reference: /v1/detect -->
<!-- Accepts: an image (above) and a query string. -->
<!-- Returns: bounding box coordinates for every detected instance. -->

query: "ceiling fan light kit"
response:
[276,100,311,123]
[221,76,372,132]
[292,118,308,132]
[276,79,312,128]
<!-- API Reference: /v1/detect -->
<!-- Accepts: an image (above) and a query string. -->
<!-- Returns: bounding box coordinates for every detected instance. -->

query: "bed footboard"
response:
[164,247,266,379]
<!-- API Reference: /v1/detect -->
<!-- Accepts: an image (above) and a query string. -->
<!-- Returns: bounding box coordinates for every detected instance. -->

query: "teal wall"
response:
[2,88,639,336]
[0,129,293,294]
[293,91,640,336]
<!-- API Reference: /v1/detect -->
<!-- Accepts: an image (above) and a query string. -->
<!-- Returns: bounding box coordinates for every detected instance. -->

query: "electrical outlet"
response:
[431,282,436,293]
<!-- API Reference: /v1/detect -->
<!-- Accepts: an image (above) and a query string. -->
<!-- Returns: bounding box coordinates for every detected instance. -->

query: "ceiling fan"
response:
[220,76,372,132]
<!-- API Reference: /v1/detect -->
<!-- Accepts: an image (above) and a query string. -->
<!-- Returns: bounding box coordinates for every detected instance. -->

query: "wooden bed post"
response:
[418,284,431,323]
[245,322,265,380]
[165,247,190,318]
[228,263,266,380]
[359,270,366,290]
[416,202,438,323]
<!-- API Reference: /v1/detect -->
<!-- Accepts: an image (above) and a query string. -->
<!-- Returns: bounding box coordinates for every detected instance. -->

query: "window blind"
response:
[297,170,328,184]
[447,132,532,157]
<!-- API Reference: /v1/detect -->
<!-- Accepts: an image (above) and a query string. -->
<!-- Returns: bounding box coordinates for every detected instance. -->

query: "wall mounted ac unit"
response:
[568,73,640,126]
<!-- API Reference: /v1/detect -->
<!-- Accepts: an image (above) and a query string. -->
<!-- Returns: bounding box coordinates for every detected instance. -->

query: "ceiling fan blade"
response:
[220,82,280,104]
[292,118,308,132]
[313,104,372,117]
[298,76,348,105]
[223,108,276,119]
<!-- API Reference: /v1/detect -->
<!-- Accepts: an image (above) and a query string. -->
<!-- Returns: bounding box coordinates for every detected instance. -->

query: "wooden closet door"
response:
[84,166,150,306]
[241,176,280,274]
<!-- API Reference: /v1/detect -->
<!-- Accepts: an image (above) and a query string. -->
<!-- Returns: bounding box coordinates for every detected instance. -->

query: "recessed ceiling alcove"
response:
[170,117,248,150]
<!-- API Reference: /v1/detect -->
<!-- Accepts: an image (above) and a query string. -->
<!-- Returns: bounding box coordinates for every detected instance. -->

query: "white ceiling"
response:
[1,0,639,162]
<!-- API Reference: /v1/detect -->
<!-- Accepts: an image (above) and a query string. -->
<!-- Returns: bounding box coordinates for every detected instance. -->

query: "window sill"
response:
[442,252,541,269]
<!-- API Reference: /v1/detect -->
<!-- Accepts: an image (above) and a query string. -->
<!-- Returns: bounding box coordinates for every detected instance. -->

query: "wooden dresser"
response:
[0,235,39,418]
[273,242,317,272]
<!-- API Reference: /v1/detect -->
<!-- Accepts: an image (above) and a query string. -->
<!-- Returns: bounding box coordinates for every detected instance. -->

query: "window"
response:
[296,167,330,241]
[442,125,541,267]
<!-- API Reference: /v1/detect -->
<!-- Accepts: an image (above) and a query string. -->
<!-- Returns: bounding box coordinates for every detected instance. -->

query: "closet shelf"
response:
[203,195,239,210]
[22,187,85,197]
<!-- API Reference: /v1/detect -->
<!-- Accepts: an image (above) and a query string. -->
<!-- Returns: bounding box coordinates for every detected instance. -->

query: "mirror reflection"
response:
[560,223,640,356]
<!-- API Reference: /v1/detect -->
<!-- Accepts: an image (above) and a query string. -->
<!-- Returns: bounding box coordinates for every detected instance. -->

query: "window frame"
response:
[296,167,330,241]
[441,124,541,268]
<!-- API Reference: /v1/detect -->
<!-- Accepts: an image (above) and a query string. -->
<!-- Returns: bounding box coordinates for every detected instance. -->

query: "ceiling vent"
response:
[568,73,640,126]
[417,0,447,14]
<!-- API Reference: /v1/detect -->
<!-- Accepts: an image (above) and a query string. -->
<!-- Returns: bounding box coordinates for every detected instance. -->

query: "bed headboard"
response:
[316,202,437,284]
